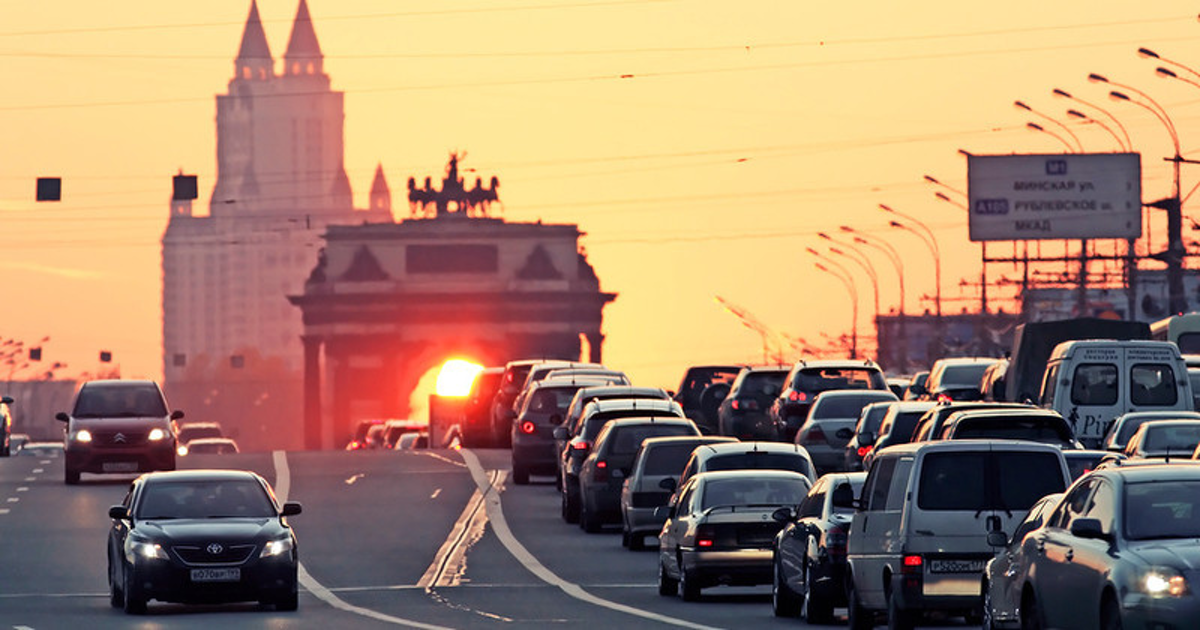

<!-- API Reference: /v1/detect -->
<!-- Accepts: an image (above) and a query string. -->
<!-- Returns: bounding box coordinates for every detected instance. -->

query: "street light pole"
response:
[842,226,906,369]
[1015,100,1083,152]
[1052,87,1132,149]
[880,203,941,319]
[814,262,858,359]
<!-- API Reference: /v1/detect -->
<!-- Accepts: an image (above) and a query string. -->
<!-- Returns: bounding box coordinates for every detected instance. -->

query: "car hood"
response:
[136,518,282,543]
[1128,540,1200,570]
[72,416,171,430]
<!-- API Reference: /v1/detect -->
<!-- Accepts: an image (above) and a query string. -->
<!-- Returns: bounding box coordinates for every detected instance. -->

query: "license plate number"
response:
[191,568,240,582]
[930,559,986,573]
[102,461,138,473]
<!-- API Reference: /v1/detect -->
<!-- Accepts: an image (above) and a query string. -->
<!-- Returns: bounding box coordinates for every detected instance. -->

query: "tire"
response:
[983,581,997,630]
[560,484,579,524]
[581,498,602,533]
[804,559,835,624]
[275,588,299,612]
[511,460,529,485]
[123,565,147,615]
[1100,594,1123,630]
[888,586,917,630]
[1021,589,1043,630]
[65,466,80,485]
[108,559,123,608]
[772,557,802,617]
[847,578,873,630]
[679,568,702,602]
[657,559,678,597]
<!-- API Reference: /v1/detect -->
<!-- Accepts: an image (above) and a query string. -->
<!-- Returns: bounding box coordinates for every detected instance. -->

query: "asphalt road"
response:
[0,446,976,629]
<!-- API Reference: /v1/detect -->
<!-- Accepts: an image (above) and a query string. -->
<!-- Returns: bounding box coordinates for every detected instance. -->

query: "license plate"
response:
[102,461,138,473]
[930,559,987,573]
[191,568,240,582]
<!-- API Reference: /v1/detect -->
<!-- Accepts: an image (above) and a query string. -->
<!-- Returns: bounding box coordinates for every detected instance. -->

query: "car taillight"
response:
[520,421,536,434]
[571,440,590,451]
[732,399,757,410]
[788,391,807,402]
[857,445,873,457]
[902,554,923,574]
[594,460,608,482]
[696,525,716,548]
[803,425,827,444]
[827,526,848,554]
[937,393,952,403]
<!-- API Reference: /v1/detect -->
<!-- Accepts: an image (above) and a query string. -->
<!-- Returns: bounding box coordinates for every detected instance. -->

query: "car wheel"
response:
[108,556,123,608]
[123,565,147,615]
[982,580,997,630]
[581,498,602,533]
[888,585,917,630]
[847,578,873,630]
[1021,589,1043,630]
[511,460,529,485]
[804,558,835,624]
[560,484,579,524]
[1100,594,1122,630]
[64,467,80,485]
[657,559,678,596]
[679,568,701,602]
[772,556,802,617]
[275,588,299,612]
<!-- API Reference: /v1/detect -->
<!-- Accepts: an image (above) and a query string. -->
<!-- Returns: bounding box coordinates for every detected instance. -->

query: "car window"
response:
[644,443,700,476]
[74,384,167,418]
[1071,363,1118,406]
[994,451,1068,511]
[1082,481,1116,535]
[703,452,813,478]
[795,367,884,392]
[865,457,897,511]
[608,425,695,455]
[918,452,987,511]
[831,479,865,515]
[798,489,825,518]
[1142,424,1200,453]
[1131,364,1179,406]
[1049,478,1096,530]
[1124,480,1200,540]
[138,479,274,519]
[1010,496,1056,546]
[954,417,1072,443]
[937,363,993,387]
[701,477,809,510]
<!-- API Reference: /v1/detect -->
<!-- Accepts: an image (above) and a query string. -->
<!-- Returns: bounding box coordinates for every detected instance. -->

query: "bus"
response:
[1150,313,1200,354]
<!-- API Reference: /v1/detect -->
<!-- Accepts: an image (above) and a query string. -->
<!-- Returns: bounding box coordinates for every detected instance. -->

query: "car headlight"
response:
[1143,567,1189,597]
[260,537,294,558]
[73,429,92,443]
[148,428,166,442]
[127,539,168,562]
[177,445,189,456]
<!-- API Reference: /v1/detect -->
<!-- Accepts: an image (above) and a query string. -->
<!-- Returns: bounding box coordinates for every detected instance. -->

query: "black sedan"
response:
[106,469,302,614]
[771,471,865,623]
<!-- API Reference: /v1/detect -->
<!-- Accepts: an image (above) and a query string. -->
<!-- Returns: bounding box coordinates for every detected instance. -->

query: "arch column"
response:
[302,335,323,450]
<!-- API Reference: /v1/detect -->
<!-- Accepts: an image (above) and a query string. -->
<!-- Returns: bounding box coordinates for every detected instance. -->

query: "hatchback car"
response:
[672,365,744,435]
[772,472,866,623]
[1100,410,1200,453]
[716,366,789,441]
[511,379,607,484]
[921,357,1000,402]
[57,379,183,485]
[106,469,302,614]
[577,417,701,533]
[556,385,673,479]
[1017,463,1200,629]
[860,401,936,470]
[620,435,736,550]
[794,389,898,473]
[674,441,817,492]
[937,408,1082,450]
[770,359,888,442]
[657,469,812,601]
[179,437,239,455]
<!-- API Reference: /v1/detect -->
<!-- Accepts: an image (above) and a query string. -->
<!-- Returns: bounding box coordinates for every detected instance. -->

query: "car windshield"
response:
[1125,481,1200,540]
[583,410,677,440]
[179,426,222,441]
[704,452,813,478]
[527,387,582,414]
[737,371,786,397]
[795,368,883,392]
[811,395,892,419]
[73,385,167,418]
[608,425,695,455]
[939,363,992,387]
[700,477,809,510]
[137,479,275,519]
[954,417,1071,443]
[917,451,1065,512]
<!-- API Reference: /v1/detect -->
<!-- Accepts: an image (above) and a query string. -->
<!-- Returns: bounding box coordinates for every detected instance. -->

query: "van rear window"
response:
[1070,364,1118,406]
[1130,364,1179,406]
[918,451,1065,511]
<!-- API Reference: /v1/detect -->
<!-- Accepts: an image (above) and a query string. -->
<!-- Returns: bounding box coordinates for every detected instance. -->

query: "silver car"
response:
[981,493,1063,629]
[793,389,897,473]
[620,435,735,550]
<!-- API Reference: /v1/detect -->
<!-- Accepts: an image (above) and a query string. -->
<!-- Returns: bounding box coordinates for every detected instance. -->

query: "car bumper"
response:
[1120,592,1200,630]
[893,570,982,614]
[511,438,557,473]
[624,505,666,536]
[583,485,621,520]
[681,548,774,586]
[66,445,175,475]
[810,557,848,602]
[128,556,297,605]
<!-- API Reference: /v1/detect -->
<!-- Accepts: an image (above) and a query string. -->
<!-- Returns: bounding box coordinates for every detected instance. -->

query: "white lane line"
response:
[17,487,28,492]
[271,450,454,630]
[418,472,498,589]
[458,448,723,630]
[24,477,36,482]
[418,450,467,469]
[0,509,9,515]
[6,498,18,503]
[345,473,365,485]
[38,461,50,465]
[430,488,441,499]
[32,469,44,474]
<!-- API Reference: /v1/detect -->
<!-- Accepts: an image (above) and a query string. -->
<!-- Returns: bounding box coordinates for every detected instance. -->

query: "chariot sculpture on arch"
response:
[406,152,500,219]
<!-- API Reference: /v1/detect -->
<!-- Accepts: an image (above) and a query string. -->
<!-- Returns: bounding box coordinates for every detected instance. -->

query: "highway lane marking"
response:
[6,498,18,503]
[272,450,455,630]
[32,469,43,474]
[0,509,9,515]
[24,477,35,482]
[417,450,467,469]
[458,448,723,630]
[345,473,365,485]
[430,488,441,499]
[418,471,501,589]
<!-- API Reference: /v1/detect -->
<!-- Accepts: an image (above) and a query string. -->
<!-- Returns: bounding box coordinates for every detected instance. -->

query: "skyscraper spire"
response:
[284,0,324,76]
[235,0,273,80]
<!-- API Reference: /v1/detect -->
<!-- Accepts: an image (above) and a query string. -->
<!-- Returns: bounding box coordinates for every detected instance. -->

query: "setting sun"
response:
[434,359,485,397]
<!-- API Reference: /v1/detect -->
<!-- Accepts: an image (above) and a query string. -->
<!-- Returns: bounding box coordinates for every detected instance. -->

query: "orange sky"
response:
[3,1,1200,390]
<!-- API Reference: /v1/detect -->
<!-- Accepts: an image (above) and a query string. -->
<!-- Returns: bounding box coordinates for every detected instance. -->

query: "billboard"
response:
[967,153,1141,241]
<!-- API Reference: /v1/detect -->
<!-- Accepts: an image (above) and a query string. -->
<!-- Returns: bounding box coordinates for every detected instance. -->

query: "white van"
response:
[837,440,1071,630]
[1038,339,1193,448]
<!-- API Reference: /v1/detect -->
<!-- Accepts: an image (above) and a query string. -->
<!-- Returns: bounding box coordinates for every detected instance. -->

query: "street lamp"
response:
[1052,87,1132,149]
[818,232,881,320]
[880,203,941,318]
[1065,108,1129,151]
[1025,122,1076,153]
[813,261,858,359]
[841,225,907,369]
[1015,100,1082,152]
[1091,71,1187,314]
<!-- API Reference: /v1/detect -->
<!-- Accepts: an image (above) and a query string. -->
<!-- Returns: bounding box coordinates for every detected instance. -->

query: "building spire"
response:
[370,163,391,213]
[284,0,324,76]
[235,1,273,80]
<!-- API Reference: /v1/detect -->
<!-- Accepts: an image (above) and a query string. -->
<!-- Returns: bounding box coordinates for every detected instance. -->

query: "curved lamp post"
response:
[1015,100,1083,152]
[841,226,906,369]
[1052,87,1132,149]
[880,204,941,318]
[813,261,858,359]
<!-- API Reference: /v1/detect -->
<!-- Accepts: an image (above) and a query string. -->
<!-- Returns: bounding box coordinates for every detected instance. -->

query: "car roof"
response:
[80,379,158,389]
[791,359,881,370]
[529,378,610,391]
[582,398,682,414]
[138,469,260,483]
[872,438,1067,457]
[932,357,999,365]
[178,421,222,428]
[889,401,938,412]
[1086,461,1200,482]
[693,441,810,456]
[601,417,695,428]
[1136,419,1200,430]
[574,385,668,398]
[1115,410,1200,420]
[945,408,1064,421]
[185,437,237,444]
[812,390,897,400]
[639,435,736,450]
[690,469,812,483]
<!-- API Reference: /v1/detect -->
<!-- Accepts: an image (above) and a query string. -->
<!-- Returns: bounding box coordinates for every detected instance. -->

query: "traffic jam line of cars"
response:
[467,342,1200,629]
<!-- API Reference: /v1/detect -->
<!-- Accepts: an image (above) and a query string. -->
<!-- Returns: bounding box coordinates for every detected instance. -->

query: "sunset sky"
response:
[3,1,1200,390]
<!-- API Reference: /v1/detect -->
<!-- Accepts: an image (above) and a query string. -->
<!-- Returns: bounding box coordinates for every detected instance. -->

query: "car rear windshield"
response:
[73,385,166,418]
[138,479,274,519]
[939,363,992,387]
[608,425,696,455]
[917,451,1065,512]
[737,371,787,397]
[704,452,813,478]
[179,426,222,442]
[954,417,1072,443]
[645,443,707,475]
[701,477,809,510]
[526,387,584,414]
[583,410,679,440]
[811,394,894,419]
[794,368,885,392]
[1142,424,1200,453]
[883,410,926,444]
[1125,480,1200,540]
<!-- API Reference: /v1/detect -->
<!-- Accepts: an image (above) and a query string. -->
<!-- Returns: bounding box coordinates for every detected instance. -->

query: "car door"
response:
[660,481,697,578]
[1054,479,1116,630]
[849,454,909,609]
[1030,478,1096,629]
[780,478,825,592]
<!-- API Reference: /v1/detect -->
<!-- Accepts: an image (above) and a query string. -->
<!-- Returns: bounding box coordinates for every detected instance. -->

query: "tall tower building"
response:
[162,0,391,399]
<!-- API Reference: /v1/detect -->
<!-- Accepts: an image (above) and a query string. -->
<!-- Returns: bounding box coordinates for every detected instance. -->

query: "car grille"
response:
[93,431,149,447]
[736,522,782,547]
[631,491,670,508]
[172,543,257,566]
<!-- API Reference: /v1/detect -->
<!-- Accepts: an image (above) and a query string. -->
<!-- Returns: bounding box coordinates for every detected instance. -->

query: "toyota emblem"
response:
[206,543,224,555]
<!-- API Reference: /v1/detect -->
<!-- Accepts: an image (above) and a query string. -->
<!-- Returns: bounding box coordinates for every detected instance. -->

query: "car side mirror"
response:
[986,531,1009,547]
[281,502,303,517]
[831,483,857,510]
[771,506,793,523]
[659,477,677,492]
[109,505,129,520]
[835,428,854,440]
[553,426,568,440]
[55,412,70,422]
[170,410,185,420]
[1070,518,1110,542]
[1,396,12,404]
